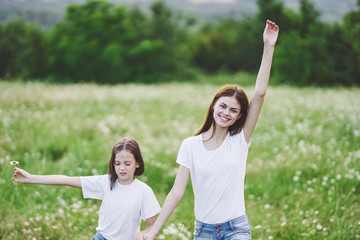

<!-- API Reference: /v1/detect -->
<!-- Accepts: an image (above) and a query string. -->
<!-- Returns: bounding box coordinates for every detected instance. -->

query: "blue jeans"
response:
[92,231,107,240]
[194,215,251,240]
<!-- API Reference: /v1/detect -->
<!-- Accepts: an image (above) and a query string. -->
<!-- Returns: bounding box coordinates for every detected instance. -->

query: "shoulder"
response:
[182,135,202,145]
[81,174,110,185]
[229,129,250,147]
[133,179,153,191]
[178,135,202,154]
[133,179,156,197]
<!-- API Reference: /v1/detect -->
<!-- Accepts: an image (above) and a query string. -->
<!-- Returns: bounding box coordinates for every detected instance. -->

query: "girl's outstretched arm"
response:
[12,167,81,188]
[243,20,279,143]
[143,165,190,240]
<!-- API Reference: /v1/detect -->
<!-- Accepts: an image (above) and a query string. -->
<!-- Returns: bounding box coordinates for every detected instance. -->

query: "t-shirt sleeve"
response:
[176,139,191,169]
[80,175,109,200]
[141,185,161,221]
[239,129,250,148]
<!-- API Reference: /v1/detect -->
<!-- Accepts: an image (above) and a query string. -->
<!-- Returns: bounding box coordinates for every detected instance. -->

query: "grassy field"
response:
[0,81,359,240]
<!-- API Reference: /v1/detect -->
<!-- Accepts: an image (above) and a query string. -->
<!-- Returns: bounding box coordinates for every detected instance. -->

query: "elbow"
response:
[254,90,266,99]
[169,187,185,204]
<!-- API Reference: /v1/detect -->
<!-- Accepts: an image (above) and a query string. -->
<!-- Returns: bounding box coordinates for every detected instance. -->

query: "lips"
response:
[219,115,230,122]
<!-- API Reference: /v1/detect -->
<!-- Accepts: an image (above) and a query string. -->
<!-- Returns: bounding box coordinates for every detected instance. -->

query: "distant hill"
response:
[0,0,357,28]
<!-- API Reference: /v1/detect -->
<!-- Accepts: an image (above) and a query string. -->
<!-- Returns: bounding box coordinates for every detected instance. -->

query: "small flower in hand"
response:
[10,161,19,166]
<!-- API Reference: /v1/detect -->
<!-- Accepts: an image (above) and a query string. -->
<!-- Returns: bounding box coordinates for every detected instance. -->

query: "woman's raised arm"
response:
[243,20,279,143]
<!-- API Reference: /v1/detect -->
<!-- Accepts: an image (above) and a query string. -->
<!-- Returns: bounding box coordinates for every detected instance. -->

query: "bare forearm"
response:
[22,174,81,188]
[148,189,184,236]
[254,44,275,97]
[13,167,81,188]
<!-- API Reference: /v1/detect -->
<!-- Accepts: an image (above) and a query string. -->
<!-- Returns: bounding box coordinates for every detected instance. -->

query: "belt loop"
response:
[195,219,204,234]
[229,218,235,231]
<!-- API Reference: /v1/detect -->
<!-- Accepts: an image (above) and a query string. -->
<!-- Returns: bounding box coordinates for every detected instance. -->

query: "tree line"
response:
[0,0,359,86]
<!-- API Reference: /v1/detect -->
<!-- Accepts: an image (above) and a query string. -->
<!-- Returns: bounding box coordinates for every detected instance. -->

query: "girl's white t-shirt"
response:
[177,130,250,224]
[80,175,160,240]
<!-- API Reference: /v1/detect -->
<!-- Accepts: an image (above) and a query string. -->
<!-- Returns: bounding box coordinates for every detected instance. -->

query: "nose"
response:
[119,164,125,170]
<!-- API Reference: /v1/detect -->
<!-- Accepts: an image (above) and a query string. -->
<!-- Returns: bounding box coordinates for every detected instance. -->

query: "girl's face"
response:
[114,150,139,185]
[213,96,241,129]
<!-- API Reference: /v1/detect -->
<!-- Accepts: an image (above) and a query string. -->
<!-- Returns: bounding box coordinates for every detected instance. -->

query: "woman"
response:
[144,19,279,240]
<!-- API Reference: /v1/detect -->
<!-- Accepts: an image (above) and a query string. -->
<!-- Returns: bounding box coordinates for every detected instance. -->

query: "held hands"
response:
[142,232,156,240]
[133,232,145,240]
[12,167,32,183]
[263,20,279,47]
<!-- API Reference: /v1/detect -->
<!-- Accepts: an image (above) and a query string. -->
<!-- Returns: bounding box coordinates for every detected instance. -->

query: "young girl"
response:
[143,20,279,240]
[12,137,161,240]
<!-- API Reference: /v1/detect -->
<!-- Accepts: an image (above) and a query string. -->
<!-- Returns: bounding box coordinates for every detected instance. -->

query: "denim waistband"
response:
[195,214,249,233]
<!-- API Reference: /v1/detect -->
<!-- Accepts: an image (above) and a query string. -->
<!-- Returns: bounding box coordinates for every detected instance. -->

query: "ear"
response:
[136,162,140,168]
[237,113,242,120]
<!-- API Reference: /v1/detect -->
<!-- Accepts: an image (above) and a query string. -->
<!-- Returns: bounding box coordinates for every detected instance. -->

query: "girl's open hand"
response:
[12,167,32,183]
[263,20,279,47]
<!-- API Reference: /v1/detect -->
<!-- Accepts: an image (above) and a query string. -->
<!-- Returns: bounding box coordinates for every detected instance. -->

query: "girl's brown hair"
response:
[108,137,145,190]
[194,84,249,137]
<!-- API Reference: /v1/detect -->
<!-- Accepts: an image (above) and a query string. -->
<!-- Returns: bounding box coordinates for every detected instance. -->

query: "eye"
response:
[114,162,120,166]
[231,109,238,113]
[220,104,226,109]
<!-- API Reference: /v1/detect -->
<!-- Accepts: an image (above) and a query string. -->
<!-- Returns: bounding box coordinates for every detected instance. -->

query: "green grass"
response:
[0,81,359,240]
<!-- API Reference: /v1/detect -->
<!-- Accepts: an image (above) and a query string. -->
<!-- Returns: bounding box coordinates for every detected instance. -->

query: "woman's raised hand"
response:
[263,20,279,47]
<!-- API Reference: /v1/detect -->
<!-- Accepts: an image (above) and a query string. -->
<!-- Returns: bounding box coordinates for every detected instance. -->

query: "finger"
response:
[14,170,20,176]
[266,20,278,31]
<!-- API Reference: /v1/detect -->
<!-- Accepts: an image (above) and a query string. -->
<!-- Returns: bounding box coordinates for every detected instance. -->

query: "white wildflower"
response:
[10,161,19,166]
[254,225,261,229]
[316,223,323,230]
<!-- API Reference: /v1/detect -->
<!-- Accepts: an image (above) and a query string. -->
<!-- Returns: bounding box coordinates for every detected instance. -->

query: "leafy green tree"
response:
[189,0,297,74]
[298,0,321,37]
[273,0,359,86]
[0,20,46,79]
[343,0,360,77]
[190,19,241,72]
[324,24,360,85]
[45,0,135,83]
[45,0,193,83]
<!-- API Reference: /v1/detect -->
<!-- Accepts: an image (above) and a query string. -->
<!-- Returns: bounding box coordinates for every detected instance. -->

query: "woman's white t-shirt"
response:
[80,175,161,240]
[176,130,250,224]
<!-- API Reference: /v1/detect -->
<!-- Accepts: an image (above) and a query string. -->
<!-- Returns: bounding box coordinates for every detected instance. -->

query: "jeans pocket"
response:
[233,219,251,234]
[194,221,203,237]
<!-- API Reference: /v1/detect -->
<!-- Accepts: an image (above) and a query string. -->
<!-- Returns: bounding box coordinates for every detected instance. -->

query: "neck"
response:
[204,125,228,141]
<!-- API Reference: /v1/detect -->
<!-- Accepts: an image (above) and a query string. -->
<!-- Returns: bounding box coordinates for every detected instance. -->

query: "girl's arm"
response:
[243,20,279,143]
[12,167,81,188]
[143,165,190,240]
[133,215,157,240]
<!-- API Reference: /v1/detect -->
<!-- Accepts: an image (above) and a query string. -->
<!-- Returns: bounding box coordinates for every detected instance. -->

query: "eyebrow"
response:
[114,160,132,163]
[220,102,239,110]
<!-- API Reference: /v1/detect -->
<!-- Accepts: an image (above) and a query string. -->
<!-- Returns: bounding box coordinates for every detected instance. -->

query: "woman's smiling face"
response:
[212,96,241,129]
